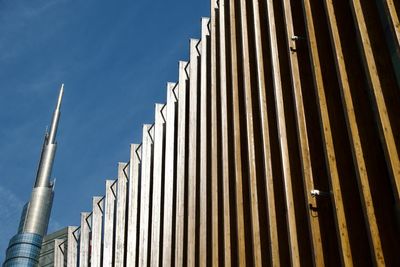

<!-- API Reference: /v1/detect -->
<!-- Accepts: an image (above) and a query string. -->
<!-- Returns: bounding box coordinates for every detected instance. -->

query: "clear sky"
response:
[0,0,209,261]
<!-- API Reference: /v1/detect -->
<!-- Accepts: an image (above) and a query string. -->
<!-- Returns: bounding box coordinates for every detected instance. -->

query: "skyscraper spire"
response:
[3,85,65,267]
[48,83,63,145]
[34,84,63,188]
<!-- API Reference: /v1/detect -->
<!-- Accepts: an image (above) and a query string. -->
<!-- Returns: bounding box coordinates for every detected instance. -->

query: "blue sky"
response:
[0,0,209,260]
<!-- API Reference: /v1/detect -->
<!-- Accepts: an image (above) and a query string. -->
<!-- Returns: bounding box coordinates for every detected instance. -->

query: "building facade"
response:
[5,0,400,266]
[38,227,70,267]
[55,0,400,266]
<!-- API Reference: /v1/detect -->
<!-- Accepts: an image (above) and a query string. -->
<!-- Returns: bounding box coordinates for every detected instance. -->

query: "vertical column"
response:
[91,196,104,267]
[115,162,129,267]
[238,0,263,265]
[228,2,247,265]
[210,0,220,265]
[67,226,78,267]
[175,61,189,267]
[278,0,324,264]
[103,179,117,267]
[138,124,154,267]
[322,1,386,265]
[127,144,141,267]
[264,0,303,264]
[301,0,353,264]
[187,38,201,267]
[249,0,281,265]
[54,239,64,267]
[150,104,167,266]
[162,83,178,267]
[218,1,233,265]
[199,17,210,267]
[79,212,91,267]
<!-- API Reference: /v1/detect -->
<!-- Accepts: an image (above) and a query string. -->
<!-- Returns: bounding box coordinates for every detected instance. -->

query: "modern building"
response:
[38,227,71,267]
[5,0,400,266]
[36,226,79,267]
[3,86,64,267]
[49,0,399,266]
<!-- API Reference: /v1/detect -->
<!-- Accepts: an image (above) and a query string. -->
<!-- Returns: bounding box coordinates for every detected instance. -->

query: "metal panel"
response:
[238,0,263,265]
[175,61,189,267]
[162,83,178,267]
[210,1,220,265]
[126,144,141,267]
[228,2,247,265]
[91,196,104,267]
[150,104,166,267]
[23,187,54,236]
[187,38,201,267]
[138,124,154,267]
[199,17,210,267]
[67,226,78,267]
[102,179,117,267]
[115,162,129,267]
[54,239,64,267]
[79,212,91,267]
[218,1,232,265]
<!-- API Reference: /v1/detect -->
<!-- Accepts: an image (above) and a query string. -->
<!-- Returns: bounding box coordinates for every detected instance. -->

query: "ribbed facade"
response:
[37,227,72,267]
[40,0,400,266]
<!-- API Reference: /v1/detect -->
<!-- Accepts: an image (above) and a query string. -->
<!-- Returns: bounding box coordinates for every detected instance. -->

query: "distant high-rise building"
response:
[3,85,64,267]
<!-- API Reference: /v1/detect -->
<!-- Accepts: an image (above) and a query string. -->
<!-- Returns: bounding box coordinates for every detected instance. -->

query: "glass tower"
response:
[3,85,64,267]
